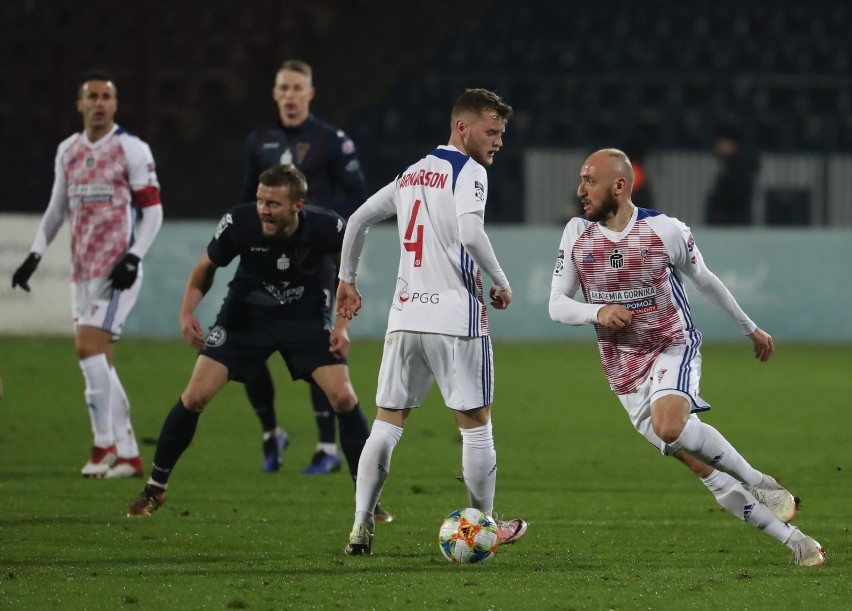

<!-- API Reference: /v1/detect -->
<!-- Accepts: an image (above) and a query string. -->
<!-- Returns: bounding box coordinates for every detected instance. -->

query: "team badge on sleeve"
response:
[214,213,233,240]
[554,249,565,275]
[474,181,485,202]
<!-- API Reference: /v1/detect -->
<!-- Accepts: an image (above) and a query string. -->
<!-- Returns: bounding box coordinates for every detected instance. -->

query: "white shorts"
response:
[617,344,710,454]
[375,331,494,411]
[71,271,143,339]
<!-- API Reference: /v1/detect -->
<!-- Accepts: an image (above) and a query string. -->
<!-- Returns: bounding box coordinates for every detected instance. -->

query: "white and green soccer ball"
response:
[438,508,499,564]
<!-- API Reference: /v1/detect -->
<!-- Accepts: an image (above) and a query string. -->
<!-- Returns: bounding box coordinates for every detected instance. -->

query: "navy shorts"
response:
[200,309,345,383]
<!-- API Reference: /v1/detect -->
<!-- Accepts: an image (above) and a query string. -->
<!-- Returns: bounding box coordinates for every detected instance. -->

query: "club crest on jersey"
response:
[474,181,485,202]
[85,156,96,168]
[609,249,624,269]
[206,326,227,347]
[277,253,290,270]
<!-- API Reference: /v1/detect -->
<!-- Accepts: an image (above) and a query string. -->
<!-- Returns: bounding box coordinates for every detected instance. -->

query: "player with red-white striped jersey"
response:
[11,71,163,481]
[336,88,527,556]
[553,203,754,396]
[548,148,824,567]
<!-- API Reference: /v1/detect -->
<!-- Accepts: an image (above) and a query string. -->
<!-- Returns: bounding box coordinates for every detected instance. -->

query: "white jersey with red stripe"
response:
[552,206,755,394]
[37,124,160,282]
[382,145,492,336]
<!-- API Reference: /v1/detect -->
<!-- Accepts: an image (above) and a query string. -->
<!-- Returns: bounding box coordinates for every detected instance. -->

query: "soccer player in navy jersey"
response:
[549,148,824,567]
[126,164,386,519]
[239,59,372,481]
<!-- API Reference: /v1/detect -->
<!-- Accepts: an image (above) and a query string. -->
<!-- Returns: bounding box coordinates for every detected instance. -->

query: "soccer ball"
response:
[438,508,499,564]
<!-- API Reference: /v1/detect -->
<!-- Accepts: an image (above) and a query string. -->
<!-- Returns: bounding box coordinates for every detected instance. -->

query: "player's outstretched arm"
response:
[748,327,774,362]
[179,252,218,349]
[336,280,361,320]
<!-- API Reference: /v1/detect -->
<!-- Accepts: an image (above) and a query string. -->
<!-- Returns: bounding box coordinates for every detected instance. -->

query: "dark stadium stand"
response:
[3,0,851,221]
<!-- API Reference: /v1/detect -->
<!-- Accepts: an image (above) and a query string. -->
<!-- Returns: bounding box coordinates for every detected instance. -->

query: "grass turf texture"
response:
[1,337,849,610]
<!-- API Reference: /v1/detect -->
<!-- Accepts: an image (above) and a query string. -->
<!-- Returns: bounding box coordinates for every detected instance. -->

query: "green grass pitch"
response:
[1,337,850,609]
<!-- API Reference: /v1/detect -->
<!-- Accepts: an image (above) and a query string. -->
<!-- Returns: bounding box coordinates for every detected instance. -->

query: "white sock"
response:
[674,419,762,486]
[263,427,288,441]
[783,527,807,548]
[460,421,497,515]
[317,442,338,456]
[109,367,140,458]
[80,354,114,448]
[701,470,796,543]
[146,478,166,490]
[354,420,403,528]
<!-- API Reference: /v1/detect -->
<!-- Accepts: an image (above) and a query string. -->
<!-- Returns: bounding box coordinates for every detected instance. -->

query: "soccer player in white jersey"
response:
[11,70,163,479]
[548,148,825,567]
[336,88,527,556]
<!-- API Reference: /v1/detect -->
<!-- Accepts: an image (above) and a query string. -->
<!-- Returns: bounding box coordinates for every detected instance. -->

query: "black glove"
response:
[11,252,41,292]
[108,252,141,290]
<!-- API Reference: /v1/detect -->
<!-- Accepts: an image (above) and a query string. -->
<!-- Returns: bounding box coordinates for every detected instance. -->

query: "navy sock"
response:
[151,399,200,486]
[336,403,370,482]
[245,364,277,432]
[310,381,337,444]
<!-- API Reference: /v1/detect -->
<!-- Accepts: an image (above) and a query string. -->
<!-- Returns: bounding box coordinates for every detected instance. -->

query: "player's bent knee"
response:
[75,341,107,360]
[327,389,358,413]
[654,424,684,445]
[650,412,687,444]
[180,391,213,413]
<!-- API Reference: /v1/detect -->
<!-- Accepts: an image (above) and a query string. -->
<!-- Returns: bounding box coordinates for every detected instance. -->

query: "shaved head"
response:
[588,148,635,193]
[576,148,638,227]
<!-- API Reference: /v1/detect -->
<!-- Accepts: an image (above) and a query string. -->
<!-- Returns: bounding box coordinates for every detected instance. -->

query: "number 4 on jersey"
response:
[404,199,424,267]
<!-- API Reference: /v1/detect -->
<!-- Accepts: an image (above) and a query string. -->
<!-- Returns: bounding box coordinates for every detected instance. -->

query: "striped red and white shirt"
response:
[551,206,756,394]
[32,124,160,282]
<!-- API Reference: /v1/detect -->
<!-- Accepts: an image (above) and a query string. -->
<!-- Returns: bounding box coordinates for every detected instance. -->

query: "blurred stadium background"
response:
[1,0,850,341]
[4,0,852,223]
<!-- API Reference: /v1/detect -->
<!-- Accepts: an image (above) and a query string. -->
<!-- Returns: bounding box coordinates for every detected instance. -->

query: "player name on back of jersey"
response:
[399,169,448,189]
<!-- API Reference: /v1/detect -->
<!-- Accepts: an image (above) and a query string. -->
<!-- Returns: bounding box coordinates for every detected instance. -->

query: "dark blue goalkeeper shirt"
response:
[241,114,368,218]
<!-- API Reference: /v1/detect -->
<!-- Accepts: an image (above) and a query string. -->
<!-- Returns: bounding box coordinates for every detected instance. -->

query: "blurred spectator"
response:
[704,124,760,226]
[622,135,654,208]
